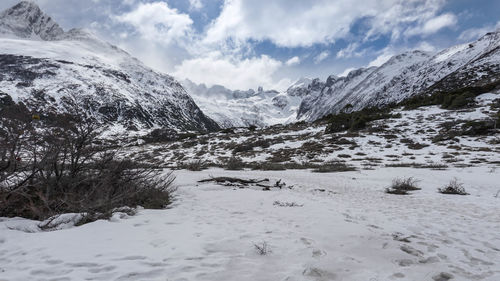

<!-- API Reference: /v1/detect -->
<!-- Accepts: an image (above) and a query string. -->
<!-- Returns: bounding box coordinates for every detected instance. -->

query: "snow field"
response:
[1,167,499,281]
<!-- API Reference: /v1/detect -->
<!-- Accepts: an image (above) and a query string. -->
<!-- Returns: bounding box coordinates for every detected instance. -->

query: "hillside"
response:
[0,1,219,132]
[296,31,500,121]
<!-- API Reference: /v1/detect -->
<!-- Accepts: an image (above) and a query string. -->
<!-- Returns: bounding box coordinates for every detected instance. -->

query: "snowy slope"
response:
[186,28,499,127]
[1,89,499,280]
[0,1,219,132]
[182,79,303,128]
[296,31,500,121]
[0,1,64,40]
[1,166,499,281]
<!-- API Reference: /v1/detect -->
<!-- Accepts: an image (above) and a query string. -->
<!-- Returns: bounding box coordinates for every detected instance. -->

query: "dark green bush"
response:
[224,157,247,170]
[461,120,495,136]
[401,82,499,110]
[325,107,401,134]
[442,91,476,109]
[232,138,271,154]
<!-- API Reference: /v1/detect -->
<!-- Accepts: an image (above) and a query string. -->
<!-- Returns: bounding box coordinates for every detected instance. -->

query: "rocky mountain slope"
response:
[186,28,499,127]
[296,30,500,121]
[0,1,219,132]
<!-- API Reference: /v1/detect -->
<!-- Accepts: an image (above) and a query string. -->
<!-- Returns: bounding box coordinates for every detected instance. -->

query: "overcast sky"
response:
[1,0,499,90]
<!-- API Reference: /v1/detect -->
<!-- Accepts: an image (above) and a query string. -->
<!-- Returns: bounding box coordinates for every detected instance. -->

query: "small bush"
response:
[324,107,401,134]
[248,125,258,131]
[250,162,320,171]
[232,138,271,154]
[252,162,286,171]
[301,141,325,152]
[312,162,356,173]
[461,120,495,136]
[438,178,468,195]
[273,201,303,207]
[179,159,206,171]
[224,157,246,170]
[338,154,352,158]
[386,177,421,195]
[254,241,271,255]
[232,143,254,154]
[144,128,178,143]
[400,82,500,110]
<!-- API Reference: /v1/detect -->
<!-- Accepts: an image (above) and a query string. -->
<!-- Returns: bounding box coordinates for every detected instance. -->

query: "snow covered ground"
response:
[1,167,499,281]
[121,93,499,172]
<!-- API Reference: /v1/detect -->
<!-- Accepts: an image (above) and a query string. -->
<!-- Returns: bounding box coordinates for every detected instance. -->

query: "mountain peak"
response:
[0,1,64,40]
[12,1,39,9]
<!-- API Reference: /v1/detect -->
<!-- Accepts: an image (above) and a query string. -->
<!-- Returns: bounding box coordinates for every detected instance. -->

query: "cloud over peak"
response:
[7,0,495,91]
[114,2,193,45]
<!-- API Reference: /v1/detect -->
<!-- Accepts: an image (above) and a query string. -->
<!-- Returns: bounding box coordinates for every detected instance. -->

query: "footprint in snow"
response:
[30,268,73,276]
[115,255,147,261]
[302,267,338,281]
[432,272,454,281]
[66,262,101,268]
[115,268,165,281]
[300,237,313,246]
[88,265,117,273]
[312,248,327,258]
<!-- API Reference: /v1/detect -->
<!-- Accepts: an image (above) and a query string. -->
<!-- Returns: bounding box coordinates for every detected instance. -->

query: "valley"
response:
[0,1,499,281]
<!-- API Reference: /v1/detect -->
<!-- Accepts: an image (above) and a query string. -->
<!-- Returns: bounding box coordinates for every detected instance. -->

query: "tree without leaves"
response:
[0,100,175,223]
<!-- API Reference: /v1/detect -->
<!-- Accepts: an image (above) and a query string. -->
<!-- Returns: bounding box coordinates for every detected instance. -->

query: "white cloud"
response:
[173,52,285,90]
[459,21,500,41]
[188,0,203,10]
[368,52,394,67]
[407,13,457,37]
[314,51,329,64]
[121,0,136,5]
[422,13,457,34]
[336,43,365,59]
[204,0,449,48]
[416,41,437,52]
[114,2,193,45]
[285,56,300,66]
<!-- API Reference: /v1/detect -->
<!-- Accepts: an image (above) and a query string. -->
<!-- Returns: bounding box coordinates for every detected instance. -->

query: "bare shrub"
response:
[438,178,468,195]
[312,161,356,173]
[254,241,271,255]
[179,159,206,171]
[249,161,320,171]
[224,157,247,170]
[273,201,303,207]
[232,138,271,154]
[252,162,286,171]
[386,177,421,195]
[0,102,176,223]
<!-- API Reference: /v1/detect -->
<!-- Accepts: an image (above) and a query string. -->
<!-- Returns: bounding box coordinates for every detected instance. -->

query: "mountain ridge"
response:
[188,29,498,127]
[182,79,300,128]
[293,31,500,121]
[0,2,219,132]
[0,1,64,40]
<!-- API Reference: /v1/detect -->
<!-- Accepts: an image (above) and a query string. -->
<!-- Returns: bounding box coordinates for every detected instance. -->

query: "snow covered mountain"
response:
[186,29,499,127]
[296,30,500,121]
[0,1,219,132]
[182,79,303,128]
[2,2,498,131]
[0,0,64,40]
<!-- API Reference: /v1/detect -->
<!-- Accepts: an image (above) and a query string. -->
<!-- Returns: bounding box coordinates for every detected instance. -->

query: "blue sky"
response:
[1,0,499,90]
